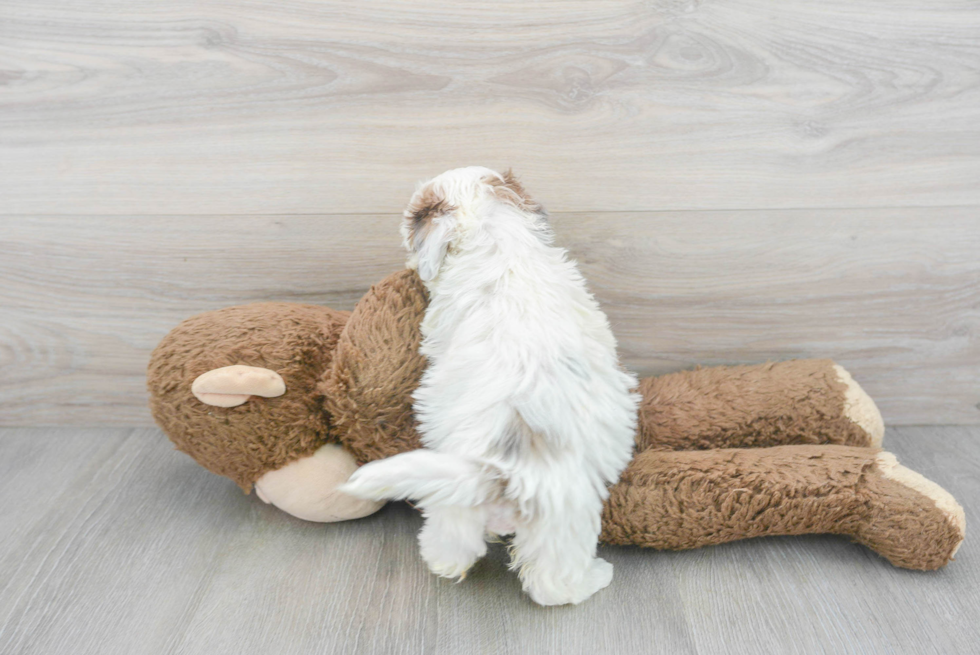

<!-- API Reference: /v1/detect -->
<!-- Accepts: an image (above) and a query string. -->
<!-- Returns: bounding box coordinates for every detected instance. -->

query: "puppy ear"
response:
[404,188,455,282]
[486,169,544,215]
[415,216,453,281]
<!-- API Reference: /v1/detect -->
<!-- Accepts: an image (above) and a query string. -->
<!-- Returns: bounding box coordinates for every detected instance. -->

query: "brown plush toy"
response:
[148,270,965,571]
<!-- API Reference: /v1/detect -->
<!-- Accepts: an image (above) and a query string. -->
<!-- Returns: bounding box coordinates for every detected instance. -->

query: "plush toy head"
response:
[148,271,429,521]
[148,303,347,490]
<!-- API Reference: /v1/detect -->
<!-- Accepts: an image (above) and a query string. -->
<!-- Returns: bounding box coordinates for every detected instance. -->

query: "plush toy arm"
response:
[600,445,965,570]
[636,360,884,452]
[319,269,428,464]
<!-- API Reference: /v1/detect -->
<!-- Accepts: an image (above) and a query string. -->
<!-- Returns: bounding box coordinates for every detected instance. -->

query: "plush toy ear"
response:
[403,187,456,282]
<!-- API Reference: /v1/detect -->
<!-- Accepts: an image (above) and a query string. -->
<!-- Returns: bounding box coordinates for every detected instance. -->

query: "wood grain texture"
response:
[2,210,979,426]
[1,0,979,214]
[0,426,977,654]
[0,215,405,426]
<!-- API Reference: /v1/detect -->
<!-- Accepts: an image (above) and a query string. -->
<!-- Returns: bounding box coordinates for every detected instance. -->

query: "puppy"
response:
[341,167,639,605]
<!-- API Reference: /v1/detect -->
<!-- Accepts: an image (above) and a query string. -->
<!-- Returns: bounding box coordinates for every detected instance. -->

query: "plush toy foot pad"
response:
[833,364,885,447]
[857,452,966,570]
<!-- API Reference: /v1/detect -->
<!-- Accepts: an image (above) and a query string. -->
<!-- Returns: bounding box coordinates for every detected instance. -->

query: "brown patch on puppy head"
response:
[485,169,544,215]
[403,184,455,249]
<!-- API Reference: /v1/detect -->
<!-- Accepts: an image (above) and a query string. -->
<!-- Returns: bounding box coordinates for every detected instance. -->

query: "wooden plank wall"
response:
[1,1,978,426]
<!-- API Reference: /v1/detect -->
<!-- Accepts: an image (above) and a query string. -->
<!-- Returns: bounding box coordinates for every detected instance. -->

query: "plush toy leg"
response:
[601,445,964,570]
[254,444,384,522]
[637,360,884,452]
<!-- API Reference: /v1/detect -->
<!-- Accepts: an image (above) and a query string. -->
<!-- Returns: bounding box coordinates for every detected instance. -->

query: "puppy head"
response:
[401,166,545,282]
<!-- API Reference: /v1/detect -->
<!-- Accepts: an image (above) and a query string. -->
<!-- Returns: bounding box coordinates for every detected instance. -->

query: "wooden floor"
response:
[0,426,976,654]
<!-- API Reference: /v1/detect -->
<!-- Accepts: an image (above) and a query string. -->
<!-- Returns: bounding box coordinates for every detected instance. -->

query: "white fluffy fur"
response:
[341,166,639,605]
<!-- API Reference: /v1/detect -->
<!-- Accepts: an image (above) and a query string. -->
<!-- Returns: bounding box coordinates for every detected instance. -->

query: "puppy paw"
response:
[581,557,614,595]
[424,555,479,580]
[418,523,487,581]
[420,544,486,580]
[523,558,614,606]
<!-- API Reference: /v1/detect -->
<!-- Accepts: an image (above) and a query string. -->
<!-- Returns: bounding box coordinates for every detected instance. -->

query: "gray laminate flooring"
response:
[5,0,980,430]
[0,426,977,655]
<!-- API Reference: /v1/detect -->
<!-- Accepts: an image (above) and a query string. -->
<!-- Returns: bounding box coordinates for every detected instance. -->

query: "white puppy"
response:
[341,167,639,605]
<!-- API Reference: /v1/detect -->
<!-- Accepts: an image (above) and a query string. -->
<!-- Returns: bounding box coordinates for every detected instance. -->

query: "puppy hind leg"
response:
[418,505,489,580]
[508,472,612,605]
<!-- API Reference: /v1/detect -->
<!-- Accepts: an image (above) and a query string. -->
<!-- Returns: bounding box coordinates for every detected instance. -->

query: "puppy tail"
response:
[339,450,503,508]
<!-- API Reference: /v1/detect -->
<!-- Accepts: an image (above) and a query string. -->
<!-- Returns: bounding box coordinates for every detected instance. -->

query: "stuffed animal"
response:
[148,269,965,571]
